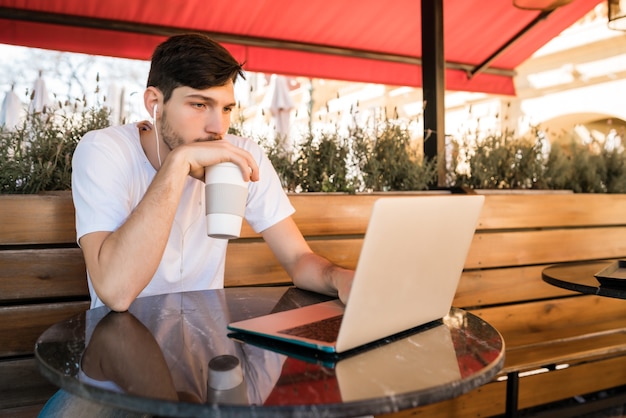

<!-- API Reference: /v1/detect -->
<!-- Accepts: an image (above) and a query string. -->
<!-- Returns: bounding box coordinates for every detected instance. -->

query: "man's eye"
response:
[224,107,233,113]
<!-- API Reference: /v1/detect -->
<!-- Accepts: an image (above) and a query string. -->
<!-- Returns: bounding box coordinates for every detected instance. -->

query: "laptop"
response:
[228,195,484,354]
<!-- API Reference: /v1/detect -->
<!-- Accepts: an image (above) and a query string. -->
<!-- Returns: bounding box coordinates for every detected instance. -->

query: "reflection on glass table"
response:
[36,287,504,417]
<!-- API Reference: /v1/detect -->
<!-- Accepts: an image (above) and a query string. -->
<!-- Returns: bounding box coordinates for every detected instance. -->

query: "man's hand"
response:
[170,140,260,183]
[330,266,354,305]
[261,218,355,303]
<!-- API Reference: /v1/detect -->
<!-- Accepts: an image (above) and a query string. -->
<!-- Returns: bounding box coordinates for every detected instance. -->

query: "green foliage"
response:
[356,118,437,191]
[241,110,437,193]
[543,140,626,193]
[5,94,626,195]
[0,99,111,194]
[449,126,626,193]
[264,141,300,191]
[602,148,626,193]
[450,129,545,189]
[293,130,354,192]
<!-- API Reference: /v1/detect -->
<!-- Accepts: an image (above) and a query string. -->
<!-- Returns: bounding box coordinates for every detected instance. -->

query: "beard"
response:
[159,111,223,151]
[159,112,186,151]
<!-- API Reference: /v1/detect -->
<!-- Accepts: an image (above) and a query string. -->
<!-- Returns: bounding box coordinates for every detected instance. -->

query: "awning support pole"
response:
[421,0,446,187]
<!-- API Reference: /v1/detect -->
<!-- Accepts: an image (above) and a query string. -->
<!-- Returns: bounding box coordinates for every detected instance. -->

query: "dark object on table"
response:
[594,260,626,287]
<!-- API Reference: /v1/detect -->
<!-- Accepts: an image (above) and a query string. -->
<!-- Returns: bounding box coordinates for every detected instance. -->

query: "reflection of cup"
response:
[205,163,248,239]
[207,354,248,405]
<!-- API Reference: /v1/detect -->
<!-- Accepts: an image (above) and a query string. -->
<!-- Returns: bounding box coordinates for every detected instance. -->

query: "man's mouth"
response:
[198,135,222,142]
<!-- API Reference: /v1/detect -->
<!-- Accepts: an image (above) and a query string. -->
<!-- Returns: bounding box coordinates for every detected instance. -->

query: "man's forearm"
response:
[86,153,189,311]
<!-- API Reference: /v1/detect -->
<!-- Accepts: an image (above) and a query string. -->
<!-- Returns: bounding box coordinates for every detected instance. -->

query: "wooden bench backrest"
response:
[227,193,626,285]
[4,192,626,357]
[4,192,626,303]
[1,194,77,245]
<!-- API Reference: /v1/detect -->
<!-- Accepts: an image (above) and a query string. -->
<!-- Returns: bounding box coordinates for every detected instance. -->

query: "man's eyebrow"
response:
[186,94,214,102]
[186,94,236,107]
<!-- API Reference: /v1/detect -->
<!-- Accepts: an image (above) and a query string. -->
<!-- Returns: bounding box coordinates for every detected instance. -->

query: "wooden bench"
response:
[0,194,90,418]
[3,191,626,417]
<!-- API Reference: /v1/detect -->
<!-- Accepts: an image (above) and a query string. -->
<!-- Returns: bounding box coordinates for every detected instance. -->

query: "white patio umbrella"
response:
[263,74,295,150]
[0,86,22,130]
[106,84,126,126]
[28,71,52,114]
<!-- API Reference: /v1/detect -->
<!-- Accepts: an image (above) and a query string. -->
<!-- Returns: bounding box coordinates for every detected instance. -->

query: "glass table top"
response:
[36,287,504,417]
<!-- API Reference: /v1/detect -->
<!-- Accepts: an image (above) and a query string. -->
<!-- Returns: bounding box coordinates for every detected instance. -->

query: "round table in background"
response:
[542,261,626,299]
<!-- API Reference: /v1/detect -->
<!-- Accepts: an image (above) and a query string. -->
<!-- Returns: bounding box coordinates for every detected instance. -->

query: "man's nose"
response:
[205,111,227,135]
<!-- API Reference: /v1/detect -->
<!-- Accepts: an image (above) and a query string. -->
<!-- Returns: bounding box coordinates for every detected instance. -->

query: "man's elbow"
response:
[106,299,133,313]
[95,286,135,312]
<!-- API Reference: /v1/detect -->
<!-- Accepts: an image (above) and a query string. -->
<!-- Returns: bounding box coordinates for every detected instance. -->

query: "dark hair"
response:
[147,33,245,102]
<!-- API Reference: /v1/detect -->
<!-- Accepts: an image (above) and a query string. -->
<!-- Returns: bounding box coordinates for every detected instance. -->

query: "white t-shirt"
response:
[72,123,294,308]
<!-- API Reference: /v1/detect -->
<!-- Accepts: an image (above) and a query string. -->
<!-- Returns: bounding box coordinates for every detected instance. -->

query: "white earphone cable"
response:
[153,105,162,168]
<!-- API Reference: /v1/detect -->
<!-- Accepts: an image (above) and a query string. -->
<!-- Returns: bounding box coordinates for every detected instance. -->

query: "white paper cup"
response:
[205,163,248,240]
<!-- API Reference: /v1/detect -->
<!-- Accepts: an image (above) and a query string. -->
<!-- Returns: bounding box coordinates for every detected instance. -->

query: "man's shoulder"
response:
[83,123,139,142]
[74,123,142,163]
[225,133,258,148]
[224,133,264,159]
[85,123,139,137]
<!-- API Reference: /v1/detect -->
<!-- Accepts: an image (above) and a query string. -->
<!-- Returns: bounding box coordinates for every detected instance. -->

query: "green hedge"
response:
[2,101,625,194]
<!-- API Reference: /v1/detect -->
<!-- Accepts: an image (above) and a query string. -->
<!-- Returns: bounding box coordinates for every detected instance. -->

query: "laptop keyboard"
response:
[278,314,343,342]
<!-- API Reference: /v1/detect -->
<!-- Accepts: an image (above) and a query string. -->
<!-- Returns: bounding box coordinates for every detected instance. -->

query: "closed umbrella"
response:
[28,71,52,114]
[107,84,126,126]
[0,85,22,129]
[263,75,295,150]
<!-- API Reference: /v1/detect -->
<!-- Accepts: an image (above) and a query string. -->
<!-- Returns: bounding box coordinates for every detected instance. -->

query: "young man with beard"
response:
[72,33,354,312]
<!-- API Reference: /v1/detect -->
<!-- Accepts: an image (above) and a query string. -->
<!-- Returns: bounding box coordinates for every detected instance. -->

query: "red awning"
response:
[0,0,602,95]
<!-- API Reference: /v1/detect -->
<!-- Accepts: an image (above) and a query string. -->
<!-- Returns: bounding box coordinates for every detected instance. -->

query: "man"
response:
[40,32,353,417]
[72,33,353,312]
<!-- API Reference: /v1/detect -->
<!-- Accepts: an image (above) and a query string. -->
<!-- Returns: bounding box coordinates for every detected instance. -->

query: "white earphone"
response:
[153,104,162,168]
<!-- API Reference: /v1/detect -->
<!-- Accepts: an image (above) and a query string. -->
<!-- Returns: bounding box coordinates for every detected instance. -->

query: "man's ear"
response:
[143,87,161,118]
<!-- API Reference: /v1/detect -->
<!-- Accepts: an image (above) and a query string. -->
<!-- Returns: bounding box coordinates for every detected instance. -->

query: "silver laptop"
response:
[228,195,484,354]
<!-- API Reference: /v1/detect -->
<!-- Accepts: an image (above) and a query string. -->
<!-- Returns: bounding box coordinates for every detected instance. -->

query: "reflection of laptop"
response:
[228,195,484,354]
[336,323,461,401]
[237,322,461,406]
